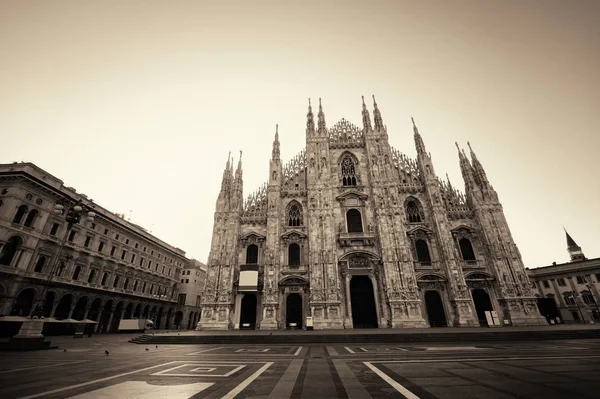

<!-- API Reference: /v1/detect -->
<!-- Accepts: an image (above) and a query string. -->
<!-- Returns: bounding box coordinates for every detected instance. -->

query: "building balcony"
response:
[338,231,377,247]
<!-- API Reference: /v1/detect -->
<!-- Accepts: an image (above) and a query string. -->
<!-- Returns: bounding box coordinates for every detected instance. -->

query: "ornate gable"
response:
[239,231,266,246]
[281,229,307,243]
[406,225,434,238]
[329,118,364,148]
[335,190,368,203]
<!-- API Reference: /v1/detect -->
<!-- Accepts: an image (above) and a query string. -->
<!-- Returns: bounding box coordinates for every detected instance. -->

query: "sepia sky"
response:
[1,0,598,268]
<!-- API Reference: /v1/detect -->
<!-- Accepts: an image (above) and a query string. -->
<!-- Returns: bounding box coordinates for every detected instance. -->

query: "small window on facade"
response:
[101,272,108,285]
[459,238,476,261]
[98,242,105,252]
[104,228,108,235]
[246,244,259,264]
[576,276,586,284]
[84,236,91,247]
[34,256,46,273]
[126,239,129,244]
[115,234,119,240]
[56,261,65,277]
[341,156,357,186]
[72,266,81,281]
[135,243,138,249]
[0,236,23,266]
[140,257,144,266]
[144,246,147,252]
[288,243,301,266]
[131,253,136,263]
[543,280,550,288]
[582,293,595,305]
[151,250,154,255]
[12,205,28,224]
[50,223,59,236]
[406,201,422,223]
[110,246,116,256]
[91,222,96,230]
[557,278,567,287]
[288,203,302,226]
[565,295,576,305]
[88,269,96,283]
[346,209,363,233]
[23,209,38,228]
[68,230,77,242]
[415,239,431,263]
[121,250,127,260]
[185,279,189,283]
[113,275,120,288]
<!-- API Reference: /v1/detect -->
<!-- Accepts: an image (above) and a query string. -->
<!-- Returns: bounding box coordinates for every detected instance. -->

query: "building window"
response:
[341,155,357,186]
[131,254,136,263]
[142,282,147,293]
[34,256,46,273]
[12,205,28,224]
[101,272,108,285]
[151,250,154,255]
[346,209,363,233]
[178,294,186,306]
[564,294,576,305]
[113,275,120,288]
[415,239,431,264]
[543,280,550,288]
[406,200,423,223]
[91,222,96,230]
[126,239,129,244]
[135,243,138,249]
[23,209,38,228]
[121,250,127,260]
[123,278,129,290]
[110,246,116,256]
[84,236,91,248]
[576,276,587,284]
[557,278,567,287]
[115,234,120,240]
[98,242,105,252]
[144,246,147,252]
[287,202,303,226]
[288,243,301,266]
[56,261,65,277]
[72,266,82,281]
[0,236,23,266]
[104,228,108,235]
[459,238,476,261]
[246,244,259,264]
[133,280,138,291]
[185,279,189,283]
[582,292,596,305]
[68,230,76,242]
[50,223,59,236]
[140,257,144,266]
[88,269,96,283]
[148,260,152,269]
[596,273,600,282]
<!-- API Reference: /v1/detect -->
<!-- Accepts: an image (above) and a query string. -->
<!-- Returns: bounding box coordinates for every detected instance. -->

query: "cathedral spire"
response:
[221,151,232,191]
[412,117,427,155]
[272,124,280,160]
[235,150,243,178]
[467,141,489,187]
[361,95,372,132]
[456,142,477,190]
[372,95,384,131]
[317,98,327,134]
[306,98,315,134]
[564,228,587,262]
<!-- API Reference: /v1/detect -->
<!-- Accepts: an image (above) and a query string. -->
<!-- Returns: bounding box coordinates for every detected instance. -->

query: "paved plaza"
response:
[1,334,600,398]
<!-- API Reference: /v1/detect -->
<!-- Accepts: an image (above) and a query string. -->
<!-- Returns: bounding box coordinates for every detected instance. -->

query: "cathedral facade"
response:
[199,97,546,330]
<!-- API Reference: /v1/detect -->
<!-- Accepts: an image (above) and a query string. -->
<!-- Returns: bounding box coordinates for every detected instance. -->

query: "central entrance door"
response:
[240,294,258,330]
[472,289,493,326]
[424,290,447,327]
[350,276,378,328]
[286,293,303,329]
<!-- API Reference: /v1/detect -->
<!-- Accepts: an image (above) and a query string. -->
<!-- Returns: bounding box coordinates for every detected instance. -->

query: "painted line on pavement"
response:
[345,347,356,354]
[221,362,273,399]
[369,355,600,364]
[0,360,89,375]
[187,347,224,355]
[364,362,420,399]
[267,359,303,398]
[293,346,303,356]
[359,348,368,352]
[326,346,339,356]
[18,361,179,399]
[333,360,371,399]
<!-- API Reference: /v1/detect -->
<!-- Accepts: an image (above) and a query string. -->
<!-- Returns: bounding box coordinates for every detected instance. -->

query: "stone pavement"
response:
[1,334,600,398]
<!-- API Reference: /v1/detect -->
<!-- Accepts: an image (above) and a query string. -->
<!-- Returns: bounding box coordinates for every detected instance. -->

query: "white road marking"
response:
[369,355,600,364]
[294,346,303,356]
[0,360,88,374]
[18,361,179,399]
[190,367,216,372]
[152,363,245,377]
[394,347,409,352]
[235,348,270,353]
[221,362,273,399]
[364,362,420,399]
[67,381,213,398]
[187,346,224,355]
[424,346,483,351]
[345,346,356,354]
[326,346,339,356]
[360,348,368,352]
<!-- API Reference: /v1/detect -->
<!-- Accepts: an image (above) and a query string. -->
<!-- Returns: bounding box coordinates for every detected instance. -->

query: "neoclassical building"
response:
[200,97,546,330]
[0,163,188,334]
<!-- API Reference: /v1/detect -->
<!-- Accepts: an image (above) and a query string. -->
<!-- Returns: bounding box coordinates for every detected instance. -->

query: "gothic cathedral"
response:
[199,97,546,330]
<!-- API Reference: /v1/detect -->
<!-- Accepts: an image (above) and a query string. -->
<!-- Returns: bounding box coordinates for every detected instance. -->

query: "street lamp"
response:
[566,292,585,323]
[31,200,96,318]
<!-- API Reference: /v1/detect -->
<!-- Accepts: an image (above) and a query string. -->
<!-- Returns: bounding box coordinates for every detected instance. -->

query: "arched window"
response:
[12,205,28,224]
[72,266,81,280]
[124,278,129,290]
[34,256,47,273]
[341,155,358,186]
[346,209,363,233]
[101,272,109,286]
[0,236,23,266]
[406,200,423,223]
[142,281,147,293]
[246,244,259,264]
[88,269,96,283]
[459,238,476,261]
[150,284,154,295]
[287,203,303,226]
[113,275,120,288]
[56,261,65,277]
[288,243,300,266]
[23,209,38,228]
[415,240,431,264]
[133,280,139,291]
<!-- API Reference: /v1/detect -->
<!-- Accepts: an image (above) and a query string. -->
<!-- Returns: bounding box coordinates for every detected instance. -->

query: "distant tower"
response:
[565,229,587,261]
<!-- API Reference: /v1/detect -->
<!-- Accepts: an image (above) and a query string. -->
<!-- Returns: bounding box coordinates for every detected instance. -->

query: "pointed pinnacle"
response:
[372,94,378,107]
[275,124,279,139]
[361,95,366,106]
[318,97,322,110]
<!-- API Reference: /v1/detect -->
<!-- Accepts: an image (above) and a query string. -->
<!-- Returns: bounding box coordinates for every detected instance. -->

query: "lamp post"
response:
[585,283,600,318]
[567,292,585,323]
[31,200,96,318]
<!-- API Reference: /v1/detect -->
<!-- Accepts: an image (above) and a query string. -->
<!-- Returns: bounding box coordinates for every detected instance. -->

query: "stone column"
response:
[344,274,353,328]
[369,273,383,327]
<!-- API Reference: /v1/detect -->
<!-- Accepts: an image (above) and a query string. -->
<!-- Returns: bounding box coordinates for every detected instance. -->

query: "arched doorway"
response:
[350,276,378,328]
[424,291,447,327]
[472,289,494,326]
[174,311,183,329]
[54,294,73,320]
[110,302,124,332]
[286,293,303,329]
[11,288,35,317]
[72,297,88,320]
[42,291,56,318]
[240,294,258,329]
